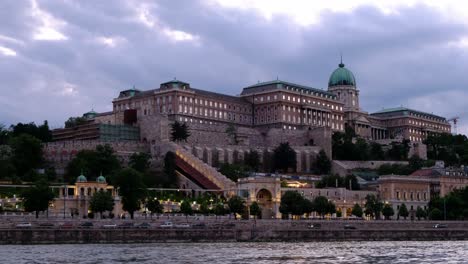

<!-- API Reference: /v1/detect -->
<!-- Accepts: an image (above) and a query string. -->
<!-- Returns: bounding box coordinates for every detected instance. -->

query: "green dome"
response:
[83,110,97,119]
[96,175,106,183]
[328,62,356,87]
[77,174,87,183]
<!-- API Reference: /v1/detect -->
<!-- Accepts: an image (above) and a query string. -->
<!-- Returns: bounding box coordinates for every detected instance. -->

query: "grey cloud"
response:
[0,0,467,134]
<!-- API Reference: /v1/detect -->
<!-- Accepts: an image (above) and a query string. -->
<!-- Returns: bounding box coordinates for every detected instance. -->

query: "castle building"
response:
[53,59,450,145]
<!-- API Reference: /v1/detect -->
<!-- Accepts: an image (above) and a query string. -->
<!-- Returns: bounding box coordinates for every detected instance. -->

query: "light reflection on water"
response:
[1,241,467,264]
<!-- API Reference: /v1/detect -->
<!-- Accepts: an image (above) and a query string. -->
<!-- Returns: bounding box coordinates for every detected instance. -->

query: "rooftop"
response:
[243,80,336,98]
[371,107,447,121]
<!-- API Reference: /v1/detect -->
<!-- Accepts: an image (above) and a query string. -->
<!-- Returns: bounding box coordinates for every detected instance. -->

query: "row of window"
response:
[409,119,449,131]
[396,191,427,201]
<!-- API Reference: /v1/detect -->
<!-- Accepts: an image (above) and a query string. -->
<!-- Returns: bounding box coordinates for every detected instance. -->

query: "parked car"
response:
[59,222,74,229]
[102,224,117,229]
[433,224,448,228]
[38,223,55,229]
[136,222,151,229]
[344,224,357,230]
[79,222,93,228]
[15,223,32,228]
[160,221,173,228]
[118,222,134,229]
[175,223,190,228]
[308,223,321,229]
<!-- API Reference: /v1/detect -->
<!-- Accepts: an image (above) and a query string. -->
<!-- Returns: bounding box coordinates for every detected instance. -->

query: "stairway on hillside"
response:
[164,142,236,191]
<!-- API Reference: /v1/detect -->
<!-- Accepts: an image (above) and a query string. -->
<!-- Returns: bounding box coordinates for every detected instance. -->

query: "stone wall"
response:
[43,140,149,174]
[332,160,409,176]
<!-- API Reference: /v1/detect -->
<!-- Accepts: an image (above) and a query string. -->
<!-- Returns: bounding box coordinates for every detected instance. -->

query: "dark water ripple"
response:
[1,241,467,264]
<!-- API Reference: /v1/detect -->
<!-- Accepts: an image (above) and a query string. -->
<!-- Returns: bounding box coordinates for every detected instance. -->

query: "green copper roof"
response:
[371,107,447,121]
[96,174,106,183]
[243,80,337,98]
[328,62,356,87]
[77,174,87,183]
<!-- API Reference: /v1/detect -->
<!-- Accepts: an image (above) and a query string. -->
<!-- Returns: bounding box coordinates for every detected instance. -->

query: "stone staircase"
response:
[164,142,236,191]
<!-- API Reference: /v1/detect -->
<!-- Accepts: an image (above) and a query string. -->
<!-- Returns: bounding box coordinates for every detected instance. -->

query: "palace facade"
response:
[53,59,451,146]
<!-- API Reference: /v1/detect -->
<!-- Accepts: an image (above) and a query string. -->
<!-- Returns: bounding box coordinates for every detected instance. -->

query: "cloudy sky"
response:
[1,0,468,135]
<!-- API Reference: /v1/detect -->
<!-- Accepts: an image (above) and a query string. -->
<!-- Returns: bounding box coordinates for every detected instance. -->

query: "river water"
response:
[1,241,466,263]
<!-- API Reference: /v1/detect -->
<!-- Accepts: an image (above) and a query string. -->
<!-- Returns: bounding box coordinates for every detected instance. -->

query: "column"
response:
[205,147,213,165]
[295,150,302,172]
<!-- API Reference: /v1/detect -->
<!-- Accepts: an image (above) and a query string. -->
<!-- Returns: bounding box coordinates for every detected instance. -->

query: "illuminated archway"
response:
[256,189,273,219]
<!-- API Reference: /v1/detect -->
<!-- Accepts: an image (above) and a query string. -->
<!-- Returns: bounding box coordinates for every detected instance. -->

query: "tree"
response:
[249,202,261,219]
[408,155,424,171]
[382,204,395,220]
[313,196,335,218]
[225,124,239,145]
[428,208,443,220]
[10,121,51,142]
[0,124,10,145]
[316,149,331,174]
[89,190,114,218]
[214,203,226,218]
[180,200,193,218]
[416,206,426,220]
[398,203,409,220]
[279,190,304,219]
[129,152,151,173]
[273,142,296,172]
[114,168,147,219]
[65,144,121,183]
[10,134,44,177]
[21,180,55,218]
[199,201,210,215]
[351,203,363,218]
[244,150,260,171]
[218,163,249,182]
[228,196,245,219]
[364,194,384,220]
[301,198,315,218]
[146,198,163,218]
[65,116,89,128]
[370,142,385,160]
[170,121,190,142]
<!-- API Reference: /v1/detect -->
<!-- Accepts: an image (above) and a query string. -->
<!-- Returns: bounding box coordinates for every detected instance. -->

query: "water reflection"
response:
[1,241,466,264]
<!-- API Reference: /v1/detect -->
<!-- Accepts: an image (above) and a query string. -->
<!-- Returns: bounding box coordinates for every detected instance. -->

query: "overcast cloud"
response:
[0,0,467,135]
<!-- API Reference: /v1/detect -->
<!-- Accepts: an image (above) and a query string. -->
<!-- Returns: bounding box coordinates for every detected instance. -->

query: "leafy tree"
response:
[214,203,226,217]
[65,144,121,183]
[10,121,51,142]
[351,203,363,218]
[21,180,55,218]
[428,208,443,220]
[89,190,114,218]
[273,142,296,172]
[316,149,331,174]
[382,204,395,220]
[228,195,245,219]
[313,196,335,218]
[114,168,147,219]
[219,163,249,182]
[199,201,210,215]
[364,194,383,219]
[64,116,89,128]
[129,152,152,173]
[244,150,260,171]
[279,190,304,219]
[369,142,385,160]
[10,134,44,177]
[249,202,261,219]
[0,124,10,145]
[146,198,163,218]
[170,121,190,142]
[180,200,193,217]
[416,206,426,220]
[398,203,409,220]
[302,198,315,217]
[408,155,424,171]
[225,124,239,145]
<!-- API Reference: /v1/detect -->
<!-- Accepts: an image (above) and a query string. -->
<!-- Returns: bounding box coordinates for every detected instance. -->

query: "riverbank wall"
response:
[1,228,467,244]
